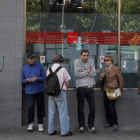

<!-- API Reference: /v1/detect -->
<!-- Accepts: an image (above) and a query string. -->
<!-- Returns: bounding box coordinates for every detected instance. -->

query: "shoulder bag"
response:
[106,86,121,100]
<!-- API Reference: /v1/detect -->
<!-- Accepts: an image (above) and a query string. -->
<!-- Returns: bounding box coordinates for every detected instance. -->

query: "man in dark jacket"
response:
[22,52,46,132]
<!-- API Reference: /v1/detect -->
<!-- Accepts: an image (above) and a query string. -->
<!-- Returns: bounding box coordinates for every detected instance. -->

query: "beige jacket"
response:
[100,66,124,93]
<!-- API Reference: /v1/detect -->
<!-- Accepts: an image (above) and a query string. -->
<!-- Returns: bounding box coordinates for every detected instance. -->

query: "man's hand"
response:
[32,76,37,81]
[87,67,92,73]
[100,73,105,78]
[26,78,32,82]
[65,81,69,90]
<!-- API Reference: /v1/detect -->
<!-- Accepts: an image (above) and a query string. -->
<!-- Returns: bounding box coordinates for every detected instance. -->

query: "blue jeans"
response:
[48,91,69,135]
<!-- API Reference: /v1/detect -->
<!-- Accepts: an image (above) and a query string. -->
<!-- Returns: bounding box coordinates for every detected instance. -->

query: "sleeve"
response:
[37,65,46,81]
[74,60,88,78]
[116,67,124,93]
[46,69,50,76]
[21,68,27,84]
[63,68,71,82]
[88,59,96,77]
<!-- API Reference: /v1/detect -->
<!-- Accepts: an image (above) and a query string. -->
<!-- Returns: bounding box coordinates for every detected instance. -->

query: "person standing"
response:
[99,56,124,132]
[74,49,96,133]
[47,54,72,136]
[22,52,46,132]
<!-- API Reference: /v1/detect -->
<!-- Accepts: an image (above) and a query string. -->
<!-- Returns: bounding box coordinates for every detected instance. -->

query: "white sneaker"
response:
[88,127,97,134]
[38,124,44,132]
[79,127,85,133]
[27,123,33,131]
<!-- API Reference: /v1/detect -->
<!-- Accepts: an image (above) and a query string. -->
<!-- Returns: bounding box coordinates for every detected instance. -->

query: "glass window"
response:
[50,0,64,5]
[26,0,140,88]
[120,0,140,88]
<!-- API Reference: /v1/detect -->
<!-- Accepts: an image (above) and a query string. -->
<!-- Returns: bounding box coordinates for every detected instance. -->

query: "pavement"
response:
[0,127,140,140]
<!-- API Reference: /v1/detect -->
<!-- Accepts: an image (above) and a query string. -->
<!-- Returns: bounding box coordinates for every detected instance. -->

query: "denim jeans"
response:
[27,91,45,124]
[77,87,95,128]
[104,91,118,125]
[48,91,69,135]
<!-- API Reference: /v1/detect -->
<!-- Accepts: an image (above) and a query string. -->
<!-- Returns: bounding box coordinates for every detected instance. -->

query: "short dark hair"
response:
[80,49,89,55]
[52,54,64,63]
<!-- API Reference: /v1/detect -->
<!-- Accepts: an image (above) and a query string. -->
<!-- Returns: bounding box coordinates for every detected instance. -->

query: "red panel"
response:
[81,32,118,45]
[81,32,140,45]
[26,31,64,44]
[26,31,140,45]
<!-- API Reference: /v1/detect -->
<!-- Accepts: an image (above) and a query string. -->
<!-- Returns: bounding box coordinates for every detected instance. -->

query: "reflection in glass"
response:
[120,0,140,88]
[26,0,121,88]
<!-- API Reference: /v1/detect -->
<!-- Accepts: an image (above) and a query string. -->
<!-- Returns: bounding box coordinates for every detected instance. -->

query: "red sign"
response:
[100,56,105,63]
[40,56,45,63]
[41,57,45,61]
[67,32,78,44]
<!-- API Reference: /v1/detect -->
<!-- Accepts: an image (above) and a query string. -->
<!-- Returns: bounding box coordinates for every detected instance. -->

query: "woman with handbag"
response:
[99,56,124,132]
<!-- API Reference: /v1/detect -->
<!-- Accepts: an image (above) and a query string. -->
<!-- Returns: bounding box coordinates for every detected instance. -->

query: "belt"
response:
[81,85,93,88]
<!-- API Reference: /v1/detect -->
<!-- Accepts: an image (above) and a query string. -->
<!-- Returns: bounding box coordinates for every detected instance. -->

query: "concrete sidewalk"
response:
[0,128,140,140]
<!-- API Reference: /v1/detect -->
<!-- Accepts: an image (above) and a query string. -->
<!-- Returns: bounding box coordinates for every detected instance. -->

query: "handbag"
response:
[106,87,121,100]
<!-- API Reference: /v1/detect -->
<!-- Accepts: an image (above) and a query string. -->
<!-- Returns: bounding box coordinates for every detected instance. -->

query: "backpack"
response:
[45,66,64,96]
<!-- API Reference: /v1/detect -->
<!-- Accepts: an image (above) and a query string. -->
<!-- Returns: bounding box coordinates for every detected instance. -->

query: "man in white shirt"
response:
[46,54,72,136]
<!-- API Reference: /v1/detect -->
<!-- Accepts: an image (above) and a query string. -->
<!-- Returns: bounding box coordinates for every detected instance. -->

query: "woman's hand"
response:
[100,73,105,78]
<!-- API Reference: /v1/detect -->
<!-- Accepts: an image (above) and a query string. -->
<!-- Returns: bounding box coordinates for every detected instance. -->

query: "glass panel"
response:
[121,1,140,88]
[50,0,64,5]
[26,0,118,88]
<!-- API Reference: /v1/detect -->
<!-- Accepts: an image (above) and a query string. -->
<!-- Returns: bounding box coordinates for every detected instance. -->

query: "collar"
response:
[53,63,61,66]
[105,64,113,76]
[27,61,36,66]
[105,64,113,71]
[80,59,89,64]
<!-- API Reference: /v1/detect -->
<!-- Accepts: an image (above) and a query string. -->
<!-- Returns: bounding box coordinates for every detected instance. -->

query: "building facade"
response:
[0,0,24,128]
[0,0,140,129]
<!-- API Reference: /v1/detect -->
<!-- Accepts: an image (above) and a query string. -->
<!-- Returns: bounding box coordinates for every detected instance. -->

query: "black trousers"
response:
[77,87,95,128]
[27,91,45,124]
[104,91,118,125]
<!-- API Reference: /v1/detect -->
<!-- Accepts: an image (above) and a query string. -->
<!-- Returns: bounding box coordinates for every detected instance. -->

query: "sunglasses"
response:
[104,59,110,62]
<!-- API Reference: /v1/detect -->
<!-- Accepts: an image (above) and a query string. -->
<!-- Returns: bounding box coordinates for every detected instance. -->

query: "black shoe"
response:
[79,127,85,133]
[49,130,57,136]
[112,125,118,132]
[103,124,113,128]
[61,131,73,136]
